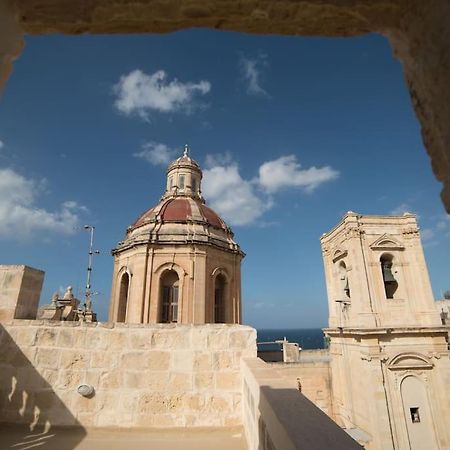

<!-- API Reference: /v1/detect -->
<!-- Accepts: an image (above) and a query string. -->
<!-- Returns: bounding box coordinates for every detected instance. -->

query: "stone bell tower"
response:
[321,212,439,329]
[321,212,450,450]
[109,145,244,325]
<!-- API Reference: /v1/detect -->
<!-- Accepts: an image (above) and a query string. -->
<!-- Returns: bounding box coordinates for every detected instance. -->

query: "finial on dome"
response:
[183,144,189,157]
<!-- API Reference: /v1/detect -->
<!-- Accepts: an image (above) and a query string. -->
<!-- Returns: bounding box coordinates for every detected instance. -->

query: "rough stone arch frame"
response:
[1,1,449,213]
[153,262,186,323]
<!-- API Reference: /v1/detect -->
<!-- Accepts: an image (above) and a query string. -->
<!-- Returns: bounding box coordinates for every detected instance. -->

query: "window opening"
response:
[160,270,179,323]
[214,274,226,323]
[380,254,398,299]
[338,261,350,300]
[179,175,185,190]
[410,407,420,423]
[117,272,129,322]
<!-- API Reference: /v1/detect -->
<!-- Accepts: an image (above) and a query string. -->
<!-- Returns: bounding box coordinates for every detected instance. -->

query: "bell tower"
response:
[320,212,439,328]
[321,213,450,450]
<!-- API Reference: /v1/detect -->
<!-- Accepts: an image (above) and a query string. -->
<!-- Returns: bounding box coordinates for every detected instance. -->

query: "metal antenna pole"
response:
[84,225,99,315]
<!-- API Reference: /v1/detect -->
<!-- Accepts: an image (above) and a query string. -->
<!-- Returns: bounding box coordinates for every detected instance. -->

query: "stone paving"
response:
[0,424,248,450]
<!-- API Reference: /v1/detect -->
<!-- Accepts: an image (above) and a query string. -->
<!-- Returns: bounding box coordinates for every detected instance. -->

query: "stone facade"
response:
[0,321,256,429]
[0,265,44,322]
[321,213,450,450]
[1,1,449,213]
[109,148,243,325]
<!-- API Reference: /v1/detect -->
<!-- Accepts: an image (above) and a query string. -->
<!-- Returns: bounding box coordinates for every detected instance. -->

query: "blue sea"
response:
[256,328,326,350]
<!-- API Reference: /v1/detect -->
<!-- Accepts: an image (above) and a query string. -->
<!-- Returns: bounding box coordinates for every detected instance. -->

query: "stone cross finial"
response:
[183,144,189,157]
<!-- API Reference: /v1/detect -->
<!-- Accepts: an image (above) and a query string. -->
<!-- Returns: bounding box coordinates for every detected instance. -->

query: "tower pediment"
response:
[332,248,348,262]
[387,352,433,370]
[369,234,405,250]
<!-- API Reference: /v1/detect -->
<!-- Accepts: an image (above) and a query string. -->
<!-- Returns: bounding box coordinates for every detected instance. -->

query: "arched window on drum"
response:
[160,270,179,323]
[214,274,227,323]
[117,272,130,322]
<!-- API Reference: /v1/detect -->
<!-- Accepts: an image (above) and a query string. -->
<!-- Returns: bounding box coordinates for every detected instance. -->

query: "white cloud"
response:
[390,203,414,215]
[114,69,211,120]
[239,54,269,97]
[0,140,4,149]
[0,168,85,239]
[202,153,338,226]
[258,155,339,193]
[421,228,434,241]
[134,142,177,166]
[202,164,269,226]
[436,214,450,231]
[205,152,234,169]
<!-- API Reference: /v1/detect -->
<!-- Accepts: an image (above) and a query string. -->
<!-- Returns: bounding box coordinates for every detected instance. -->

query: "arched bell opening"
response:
[117,272,130,322]
[380,253,398,299]
[338,261,351,301]
[159,270,179,323]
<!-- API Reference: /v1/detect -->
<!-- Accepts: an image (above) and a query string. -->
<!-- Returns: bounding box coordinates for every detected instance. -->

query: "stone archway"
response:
[1,0,449,211]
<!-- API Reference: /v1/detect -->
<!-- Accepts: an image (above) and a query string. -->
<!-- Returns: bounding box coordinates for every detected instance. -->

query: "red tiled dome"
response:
[130,198,228,231]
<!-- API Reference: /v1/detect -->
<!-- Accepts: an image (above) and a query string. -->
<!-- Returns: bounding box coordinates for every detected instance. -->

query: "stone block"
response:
[169,372,192,392]
[151,330,185,348]
[206,394,232,413]
[124,371,147,389]
[171,351,194,371]
[138,393,167,414]
[194,372,214,390]
[121,351,146,368]
[57,329,74,348]
[35,327,59,346]
[213,351,234,370]
[99,370,122,389]
[216,372,241,390]
[35,348,59,368]
[72,394,96,413]
[193,352,211,371]
[104,330,127,350]
[182,393,205,411]
[129,330,154,349]
[90,350,117,369]
[147,351,170,370]
[207,329,229,350]
[55,370,83,390]
[229,330,253,350]
[60,350,89,370]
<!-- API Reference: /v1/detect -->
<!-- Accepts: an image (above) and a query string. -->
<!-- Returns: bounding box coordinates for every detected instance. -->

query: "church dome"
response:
[114,146,242,255]
[131,198,227,231]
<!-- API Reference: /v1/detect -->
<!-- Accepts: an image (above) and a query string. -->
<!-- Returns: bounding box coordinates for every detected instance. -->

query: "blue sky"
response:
[0,30,448,328]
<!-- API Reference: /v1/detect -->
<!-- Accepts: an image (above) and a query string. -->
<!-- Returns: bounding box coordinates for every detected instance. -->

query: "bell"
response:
[382,264,396,283]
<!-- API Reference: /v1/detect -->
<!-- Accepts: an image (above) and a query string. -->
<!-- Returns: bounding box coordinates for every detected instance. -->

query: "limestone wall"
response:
[271,350,334,418]
[0,321,256,429]
[0,265,44,321]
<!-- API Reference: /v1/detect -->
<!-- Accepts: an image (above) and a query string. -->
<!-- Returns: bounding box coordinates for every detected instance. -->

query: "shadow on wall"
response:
[0,323,87,449]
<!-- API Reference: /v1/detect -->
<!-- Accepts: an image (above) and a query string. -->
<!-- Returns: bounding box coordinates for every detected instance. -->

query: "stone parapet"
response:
[0,321,256,429]
[241,357,362,450]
